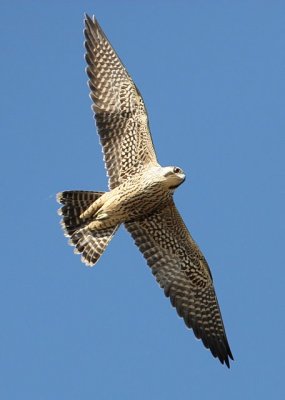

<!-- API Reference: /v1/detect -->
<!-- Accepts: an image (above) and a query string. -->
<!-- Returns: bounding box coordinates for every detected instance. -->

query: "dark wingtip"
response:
[84,13,93,23]
[228,348,234,361]
[224,357,230,369]
[219,338,234,368]
[221,344,234,368]
[84,13,98,29]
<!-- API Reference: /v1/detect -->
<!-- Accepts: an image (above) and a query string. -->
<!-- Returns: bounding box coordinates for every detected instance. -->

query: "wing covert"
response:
[84,15,158,189]
[125,200,233,367]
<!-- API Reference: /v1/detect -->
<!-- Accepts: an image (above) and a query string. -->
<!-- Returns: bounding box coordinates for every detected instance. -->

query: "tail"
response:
[57,190,119,266]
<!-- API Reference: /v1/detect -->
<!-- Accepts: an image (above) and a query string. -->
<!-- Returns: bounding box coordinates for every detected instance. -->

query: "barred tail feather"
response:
[57,190,104,236]
[71,225,119,266]
[57,190,119,266]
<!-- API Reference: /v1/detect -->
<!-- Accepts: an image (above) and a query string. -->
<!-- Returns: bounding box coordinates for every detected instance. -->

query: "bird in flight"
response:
[57,14,234,368]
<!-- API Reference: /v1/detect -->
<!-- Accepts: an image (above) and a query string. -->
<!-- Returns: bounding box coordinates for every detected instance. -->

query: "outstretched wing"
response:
[125,200,233,368]
[84,15,158,190]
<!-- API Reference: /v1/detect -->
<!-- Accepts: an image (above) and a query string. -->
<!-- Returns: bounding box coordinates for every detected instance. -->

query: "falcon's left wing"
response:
[125,200,233,367]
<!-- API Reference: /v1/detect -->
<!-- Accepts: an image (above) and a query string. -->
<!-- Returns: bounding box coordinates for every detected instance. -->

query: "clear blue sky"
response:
[1,1,284,399]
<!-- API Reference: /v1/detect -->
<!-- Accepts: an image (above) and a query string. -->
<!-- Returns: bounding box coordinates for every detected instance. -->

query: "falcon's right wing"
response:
[84,15,159,190]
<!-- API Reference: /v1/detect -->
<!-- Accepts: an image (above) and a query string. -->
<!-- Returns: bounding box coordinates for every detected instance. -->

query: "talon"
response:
[95,212,109,220]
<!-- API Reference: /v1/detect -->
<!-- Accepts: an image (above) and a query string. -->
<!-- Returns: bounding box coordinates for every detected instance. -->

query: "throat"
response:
[169,182,183,190]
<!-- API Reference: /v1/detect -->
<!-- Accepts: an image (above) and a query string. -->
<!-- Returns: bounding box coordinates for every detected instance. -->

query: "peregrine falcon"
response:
[57,14,234,368]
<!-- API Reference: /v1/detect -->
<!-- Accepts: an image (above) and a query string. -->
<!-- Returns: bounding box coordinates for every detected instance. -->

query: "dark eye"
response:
[173,167,181,174]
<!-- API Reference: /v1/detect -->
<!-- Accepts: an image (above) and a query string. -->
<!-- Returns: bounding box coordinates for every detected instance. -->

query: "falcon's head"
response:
[163,166,186,190]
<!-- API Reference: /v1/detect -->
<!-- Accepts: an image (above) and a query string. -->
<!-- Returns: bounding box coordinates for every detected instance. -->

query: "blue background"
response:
[1,1,284,399]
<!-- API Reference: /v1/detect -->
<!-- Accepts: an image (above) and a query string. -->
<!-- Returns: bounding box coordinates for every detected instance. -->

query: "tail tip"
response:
[56,192,63,204]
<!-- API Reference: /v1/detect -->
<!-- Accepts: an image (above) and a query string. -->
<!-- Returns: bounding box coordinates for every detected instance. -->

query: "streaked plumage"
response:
[57,14,233,367]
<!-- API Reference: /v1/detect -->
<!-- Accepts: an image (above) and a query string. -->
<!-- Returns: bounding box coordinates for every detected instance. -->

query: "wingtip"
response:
[84,13,97,27]
[84,13,93,23]
[224,355,230,369]
[221,346,234,369]
[228,349,234,361]
[219,340,234,368]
